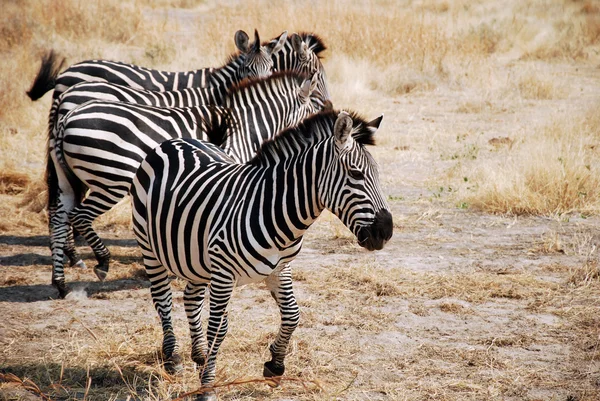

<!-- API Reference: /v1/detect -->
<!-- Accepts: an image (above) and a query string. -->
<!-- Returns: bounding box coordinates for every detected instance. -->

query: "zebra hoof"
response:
[164,354,184,374]
[51,279,70,299]
[71,259,87,269]
[195,390,217,401]
[263,360,284,387]
[94,267,108,281]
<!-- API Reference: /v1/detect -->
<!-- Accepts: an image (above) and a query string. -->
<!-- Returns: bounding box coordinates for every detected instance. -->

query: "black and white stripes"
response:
[47,72,326,297]
[130,110,392,395]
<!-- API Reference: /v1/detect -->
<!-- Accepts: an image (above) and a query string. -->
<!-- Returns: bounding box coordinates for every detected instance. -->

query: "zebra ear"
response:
[252,29,261,52]
[334,111,353,148]
[291,33,308,59]
[366,115,383,133]
[266,31,287,56]
[235,30,250,53]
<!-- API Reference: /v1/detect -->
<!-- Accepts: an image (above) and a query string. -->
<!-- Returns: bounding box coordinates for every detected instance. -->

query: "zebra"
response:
[274,32,330,101]
[29,30,288,139]
[27,29,287,100]
[48,72,327,298]
[26,31,330,114]
[129,110,393,400]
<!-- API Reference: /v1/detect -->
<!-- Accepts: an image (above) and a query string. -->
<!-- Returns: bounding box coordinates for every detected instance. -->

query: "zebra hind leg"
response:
[145,256,183,373]
[196,279,235,400]
[64,226,87,269]
[184,282,209,367]
[68,195,113,281]
[47,156,79,299]
[184,282,216,401]
[49,208,71,298]
[263,264,300,386]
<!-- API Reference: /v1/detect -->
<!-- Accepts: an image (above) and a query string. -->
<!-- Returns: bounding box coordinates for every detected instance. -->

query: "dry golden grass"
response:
[456,105,600,216]
[517,73,564,100]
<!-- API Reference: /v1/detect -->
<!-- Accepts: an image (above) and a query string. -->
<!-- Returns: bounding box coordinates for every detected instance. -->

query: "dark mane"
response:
[218,51,244,70]
[345,110,378,146]
[224,70,309,100]
[297,32,327,56]
[249,109,377,166]
[204,106,236,148]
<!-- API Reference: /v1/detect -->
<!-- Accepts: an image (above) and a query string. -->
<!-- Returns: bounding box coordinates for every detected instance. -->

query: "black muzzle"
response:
[356,209,393,251]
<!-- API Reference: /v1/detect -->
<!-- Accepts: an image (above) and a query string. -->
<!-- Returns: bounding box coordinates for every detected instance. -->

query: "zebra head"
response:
[322,111,392,251]
[287,33,331,103]
[235,29,287,79]
[291,72,331,123]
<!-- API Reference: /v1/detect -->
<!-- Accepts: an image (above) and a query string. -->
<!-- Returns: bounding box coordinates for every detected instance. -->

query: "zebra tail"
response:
[48,115,87,210]
[26,50,66,101]
[45,154,59,214]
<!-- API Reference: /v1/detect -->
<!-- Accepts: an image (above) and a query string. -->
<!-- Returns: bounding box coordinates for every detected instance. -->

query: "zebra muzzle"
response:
[356,209,393,251]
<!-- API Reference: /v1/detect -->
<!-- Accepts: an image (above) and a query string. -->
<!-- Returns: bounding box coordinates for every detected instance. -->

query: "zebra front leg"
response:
[64,226,86,269]
[263,264,299,385]
[145,256,182,373]
[196,280,234,401]
[68,196,113,281]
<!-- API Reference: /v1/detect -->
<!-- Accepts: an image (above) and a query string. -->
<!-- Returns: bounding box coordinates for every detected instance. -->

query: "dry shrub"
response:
[0,170,30,195]
[38,0,141,44]
[568,260,600,286]
[516,1,600,60]
[438,302,471,314]
[17,178,47,212]
[517,73,562,100]
[460,106,600,216]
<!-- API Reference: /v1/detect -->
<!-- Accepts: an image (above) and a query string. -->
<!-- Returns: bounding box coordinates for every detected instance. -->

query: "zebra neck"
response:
[224,95,303,163]
[208,56,244,99]
[250,144,328,246]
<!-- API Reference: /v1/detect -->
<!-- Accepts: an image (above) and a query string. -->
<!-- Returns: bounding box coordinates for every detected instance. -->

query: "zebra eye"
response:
[348,169,364,180]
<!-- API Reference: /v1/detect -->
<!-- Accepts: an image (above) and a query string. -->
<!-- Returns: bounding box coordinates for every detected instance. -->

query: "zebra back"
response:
[51,30,286,100]
[51,71,325,204]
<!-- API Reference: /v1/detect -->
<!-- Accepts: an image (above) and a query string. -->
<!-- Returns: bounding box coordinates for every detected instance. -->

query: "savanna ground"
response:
[1,0,600,400]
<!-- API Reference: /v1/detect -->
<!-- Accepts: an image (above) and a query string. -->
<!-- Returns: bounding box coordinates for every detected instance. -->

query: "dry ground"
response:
[1,0,600,400]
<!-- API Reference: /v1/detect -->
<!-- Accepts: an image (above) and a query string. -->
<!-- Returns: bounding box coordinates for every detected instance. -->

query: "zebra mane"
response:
[224,70,309,100]
[296,32,327,56]
[250,109,377,166]
[221,51,245,70]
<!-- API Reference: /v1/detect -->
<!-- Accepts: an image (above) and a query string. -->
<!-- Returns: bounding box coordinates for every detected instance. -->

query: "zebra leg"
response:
[184,282,209,368]
[197,280,234,400]
[48,166,78,299]
[64,226,86,269]
[144,256,182,373]
[263,264,299,384]
[68,196,113,281]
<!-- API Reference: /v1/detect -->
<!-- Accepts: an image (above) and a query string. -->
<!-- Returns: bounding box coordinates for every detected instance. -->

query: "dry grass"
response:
[517,72,564,100]
[456,105,600,216]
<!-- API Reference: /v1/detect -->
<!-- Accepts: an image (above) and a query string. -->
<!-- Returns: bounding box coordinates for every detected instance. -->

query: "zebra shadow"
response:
[0,276,150,303]
[0,361,157,401]
[0,252,142,267]
[0,235,138,247]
